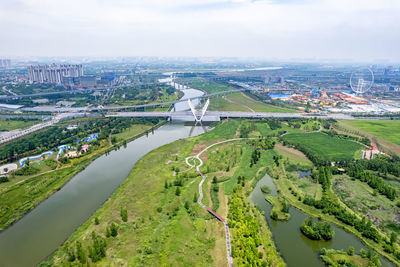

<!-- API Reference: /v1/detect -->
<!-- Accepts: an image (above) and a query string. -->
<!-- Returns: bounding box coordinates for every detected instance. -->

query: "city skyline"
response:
[0,0,400,63]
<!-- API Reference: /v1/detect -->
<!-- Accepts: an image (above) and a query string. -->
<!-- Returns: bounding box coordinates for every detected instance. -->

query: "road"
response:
[106,110,355,120]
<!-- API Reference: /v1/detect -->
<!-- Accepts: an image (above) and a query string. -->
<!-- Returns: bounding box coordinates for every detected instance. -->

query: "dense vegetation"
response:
[300,217,334,240]
[228,190,269,266]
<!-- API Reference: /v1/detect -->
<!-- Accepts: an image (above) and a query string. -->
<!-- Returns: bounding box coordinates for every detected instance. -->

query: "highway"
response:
[106,111,355,120]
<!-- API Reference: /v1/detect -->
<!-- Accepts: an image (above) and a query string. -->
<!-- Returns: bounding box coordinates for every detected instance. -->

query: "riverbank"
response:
[0,120,161,231]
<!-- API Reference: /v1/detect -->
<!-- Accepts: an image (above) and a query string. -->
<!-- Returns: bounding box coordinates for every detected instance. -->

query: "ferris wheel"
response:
[350,68,374,94]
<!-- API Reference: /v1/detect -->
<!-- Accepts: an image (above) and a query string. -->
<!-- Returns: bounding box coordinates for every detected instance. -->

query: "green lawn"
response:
[342,120,400,145]
[283,132,364,162]
[0,118,40,131]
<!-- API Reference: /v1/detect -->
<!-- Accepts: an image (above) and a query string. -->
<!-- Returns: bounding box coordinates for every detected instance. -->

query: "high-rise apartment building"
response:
[28,64,83,84]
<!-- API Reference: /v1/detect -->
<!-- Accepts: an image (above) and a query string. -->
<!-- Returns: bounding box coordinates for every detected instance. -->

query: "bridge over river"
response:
[106,110,355,121]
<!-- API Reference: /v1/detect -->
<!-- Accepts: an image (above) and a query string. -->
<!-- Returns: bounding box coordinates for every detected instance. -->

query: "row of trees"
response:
[228,190,267,266]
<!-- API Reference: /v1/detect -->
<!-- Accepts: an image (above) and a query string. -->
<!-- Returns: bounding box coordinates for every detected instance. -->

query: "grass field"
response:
[339,120,400,156]
[340,120,400,146]
[209,92,298,113]
[0,118,40,131]
[283,132,364,162]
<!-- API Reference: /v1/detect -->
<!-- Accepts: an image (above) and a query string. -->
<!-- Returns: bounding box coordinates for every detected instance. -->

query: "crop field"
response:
[283,132,364,162]
[340,120,400,146]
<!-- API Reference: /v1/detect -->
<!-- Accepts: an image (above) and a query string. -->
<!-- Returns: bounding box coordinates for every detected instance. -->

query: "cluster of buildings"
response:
[0,59,11,68]
[28,64,83,84]
[27,64,116,88]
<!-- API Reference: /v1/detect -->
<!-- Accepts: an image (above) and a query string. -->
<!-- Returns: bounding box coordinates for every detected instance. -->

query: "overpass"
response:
[105,110,354,121]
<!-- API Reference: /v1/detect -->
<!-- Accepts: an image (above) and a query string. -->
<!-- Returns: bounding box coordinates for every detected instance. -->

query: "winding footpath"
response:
[186,138,253,267]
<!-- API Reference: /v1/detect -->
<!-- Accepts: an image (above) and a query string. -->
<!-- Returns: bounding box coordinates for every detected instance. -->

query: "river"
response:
[0,86,206,267]
[249,173,393,267]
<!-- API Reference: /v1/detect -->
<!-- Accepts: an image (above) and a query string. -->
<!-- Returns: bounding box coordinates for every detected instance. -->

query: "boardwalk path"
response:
[186,138,254,267]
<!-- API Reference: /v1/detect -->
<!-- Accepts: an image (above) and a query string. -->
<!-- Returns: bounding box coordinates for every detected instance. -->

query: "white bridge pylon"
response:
[188,98,209,122]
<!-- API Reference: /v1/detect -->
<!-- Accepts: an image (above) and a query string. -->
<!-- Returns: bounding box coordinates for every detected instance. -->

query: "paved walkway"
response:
[186,138,256,267]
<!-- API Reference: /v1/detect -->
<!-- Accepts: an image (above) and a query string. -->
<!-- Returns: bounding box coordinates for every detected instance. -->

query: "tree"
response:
[184,201,190,210]
[175,187,181,196]
[164,180,169,189]
[94,217,100,225]
[88,231,106,262]
[193,192,198,203]
[110,222,118,237]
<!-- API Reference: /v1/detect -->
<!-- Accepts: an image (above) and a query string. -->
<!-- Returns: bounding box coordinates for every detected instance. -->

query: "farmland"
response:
[282,132,364,162]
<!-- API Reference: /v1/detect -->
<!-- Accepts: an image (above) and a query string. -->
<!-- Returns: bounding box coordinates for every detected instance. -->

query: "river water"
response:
[0,87,206,267]
[249,174,393,267]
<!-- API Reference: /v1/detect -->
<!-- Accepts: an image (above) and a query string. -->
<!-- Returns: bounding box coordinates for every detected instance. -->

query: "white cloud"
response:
[0,0,399,62]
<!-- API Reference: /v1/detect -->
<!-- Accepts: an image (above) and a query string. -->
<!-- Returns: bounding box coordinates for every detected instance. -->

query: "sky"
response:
[1,0,400,62]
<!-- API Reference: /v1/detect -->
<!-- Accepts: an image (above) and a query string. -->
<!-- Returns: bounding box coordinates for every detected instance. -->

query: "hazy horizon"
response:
[1,0,400,63]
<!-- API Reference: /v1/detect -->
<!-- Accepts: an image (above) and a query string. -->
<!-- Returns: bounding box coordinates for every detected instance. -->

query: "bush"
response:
[120,207,128,222]
[260,185,271,194]
[0,176,9,183]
